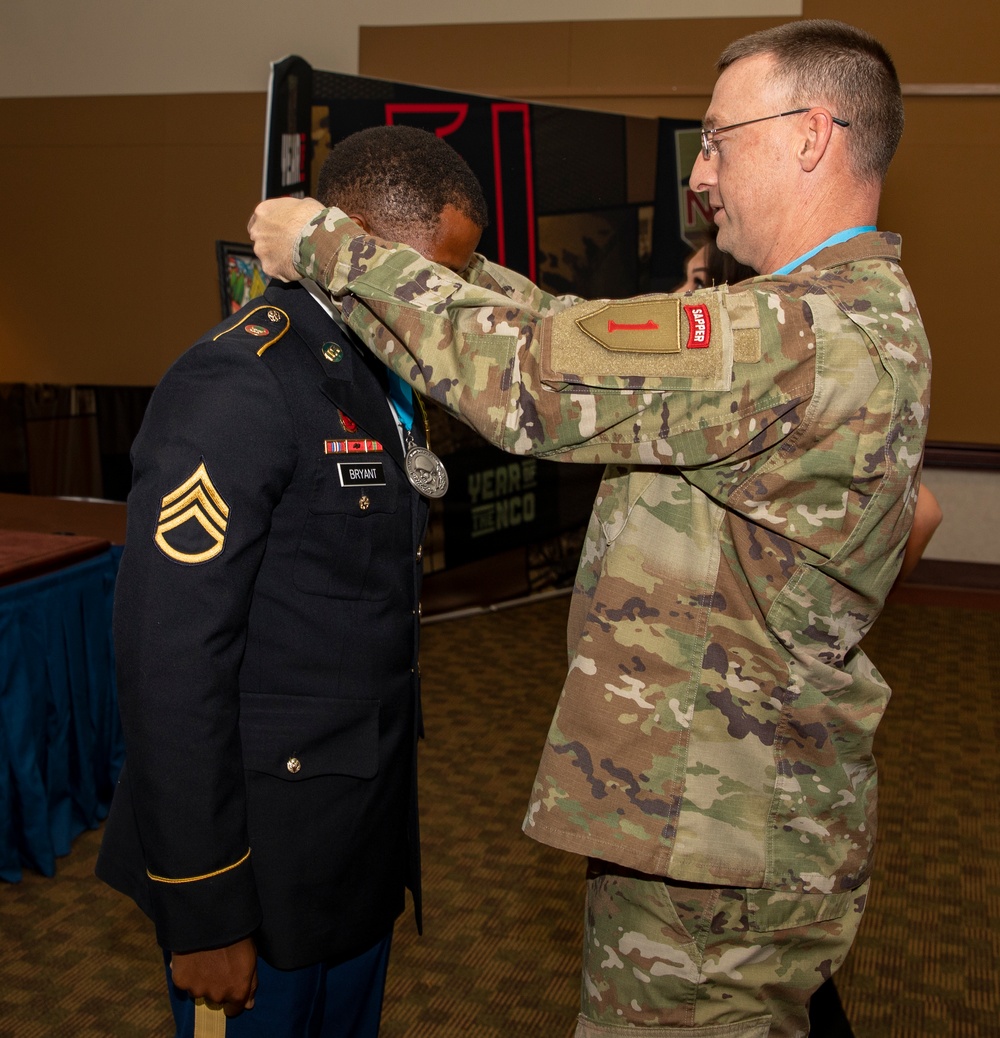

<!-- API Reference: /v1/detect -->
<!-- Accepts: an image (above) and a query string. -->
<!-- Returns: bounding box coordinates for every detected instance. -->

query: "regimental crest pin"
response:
[153,461,230,564]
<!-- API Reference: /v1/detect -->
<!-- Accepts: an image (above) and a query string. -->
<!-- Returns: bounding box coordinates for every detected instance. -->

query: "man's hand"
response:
[170,936,258,1018]
[248,197,325,282]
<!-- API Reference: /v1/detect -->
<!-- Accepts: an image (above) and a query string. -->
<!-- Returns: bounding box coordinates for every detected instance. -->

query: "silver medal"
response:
[404,444,449,499]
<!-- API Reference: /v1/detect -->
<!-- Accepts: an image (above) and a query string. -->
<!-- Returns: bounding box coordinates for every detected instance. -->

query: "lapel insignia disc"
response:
[323,343,343,363]
[154,462,230,564]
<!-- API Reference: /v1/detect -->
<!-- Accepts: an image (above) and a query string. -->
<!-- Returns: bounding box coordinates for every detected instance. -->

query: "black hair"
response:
[316,125,489,237]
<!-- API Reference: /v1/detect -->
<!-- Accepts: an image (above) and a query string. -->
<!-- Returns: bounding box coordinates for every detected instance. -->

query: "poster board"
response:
[263,58,704,573]
[215,240,269,317]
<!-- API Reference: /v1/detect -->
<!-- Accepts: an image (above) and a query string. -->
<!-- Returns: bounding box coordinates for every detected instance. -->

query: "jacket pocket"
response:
[293,458,401,599]
[745,886,861,933]
[239,692,379,781]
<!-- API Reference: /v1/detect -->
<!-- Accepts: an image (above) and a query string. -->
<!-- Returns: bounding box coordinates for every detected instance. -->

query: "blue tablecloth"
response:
[0,547,123,882]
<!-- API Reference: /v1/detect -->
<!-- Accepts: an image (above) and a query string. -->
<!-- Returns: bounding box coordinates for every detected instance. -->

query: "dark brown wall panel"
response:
[0,93,266,386]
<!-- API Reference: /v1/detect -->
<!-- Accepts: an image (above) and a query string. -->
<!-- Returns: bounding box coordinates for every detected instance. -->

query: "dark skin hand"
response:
[170,936,258,1017]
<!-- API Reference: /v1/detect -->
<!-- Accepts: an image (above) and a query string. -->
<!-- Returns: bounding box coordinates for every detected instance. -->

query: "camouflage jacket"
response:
[296,212,931,893]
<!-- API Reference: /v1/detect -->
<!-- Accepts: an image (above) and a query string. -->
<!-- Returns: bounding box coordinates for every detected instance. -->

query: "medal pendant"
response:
[404,442,449,499]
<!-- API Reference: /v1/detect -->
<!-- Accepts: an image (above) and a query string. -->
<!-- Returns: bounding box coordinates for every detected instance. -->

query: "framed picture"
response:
[215,240,269,318]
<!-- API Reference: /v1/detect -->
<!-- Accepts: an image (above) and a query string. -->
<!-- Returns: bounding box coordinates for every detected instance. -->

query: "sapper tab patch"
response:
[576,300,682,353]
[154,462,230,564]
[684,303,712,348]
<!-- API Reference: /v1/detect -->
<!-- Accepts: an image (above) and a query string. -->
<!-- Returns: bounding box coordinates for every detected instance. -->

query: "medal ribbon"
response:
[387,372,415,435]
[388,372,448,498]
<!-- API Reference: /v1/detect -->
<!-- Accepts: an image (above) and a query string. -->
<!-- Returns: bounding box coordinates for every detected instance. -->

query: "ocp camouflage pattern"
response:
[579,868,868,1035]
[297,210,931,895]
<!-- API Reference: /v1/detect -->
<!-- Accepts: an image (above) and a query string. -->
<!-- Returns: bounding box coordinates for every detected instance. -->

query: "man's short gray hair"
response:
[719,20,904,183]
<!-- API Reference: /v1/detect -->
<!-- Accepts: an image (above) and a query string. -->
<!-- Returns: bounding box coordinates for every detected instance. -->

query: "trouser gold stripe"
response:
[193,998,227,1038]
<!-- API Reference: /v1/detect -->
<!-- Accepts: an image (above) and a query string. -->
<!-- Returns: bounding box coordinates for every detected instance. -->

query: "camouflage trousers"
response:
[576,862,868,1038]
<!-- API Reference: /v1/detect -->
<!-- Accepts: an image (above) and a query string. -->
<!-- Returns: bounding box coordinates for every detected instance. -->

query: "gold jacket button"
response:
[286,757,302,774]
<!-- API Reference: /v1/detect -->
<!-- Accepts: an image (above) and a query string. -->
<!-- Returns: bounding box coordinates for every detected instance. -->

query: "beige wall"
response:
[1,6,997,446]
[0,1,801,97]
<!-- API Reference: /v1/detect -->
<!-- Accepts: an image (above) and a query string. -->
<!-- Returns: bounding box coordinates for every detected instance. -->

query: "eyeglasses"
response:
[700,108,850,160]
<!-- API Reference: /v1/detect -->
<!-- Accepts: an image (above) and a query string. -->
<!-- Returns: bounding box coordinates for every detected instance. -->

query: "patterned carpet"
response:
[1,595,997,1036]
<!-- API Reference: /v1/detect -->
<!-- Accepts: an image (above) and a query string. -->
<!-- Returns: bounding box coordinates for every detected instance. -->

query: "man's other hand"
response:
[170,936,258,1018]
[248,197,324,281]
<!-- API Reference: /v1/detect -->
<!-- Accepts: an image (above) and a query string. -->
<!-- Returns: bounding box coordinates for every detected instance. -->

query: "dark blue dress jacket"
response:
[97,280,428,970]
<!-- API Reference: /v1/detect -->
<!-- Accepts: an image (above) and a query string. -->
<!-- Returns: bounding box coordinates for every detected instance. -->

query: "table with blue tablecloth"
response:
[0,533,123,882]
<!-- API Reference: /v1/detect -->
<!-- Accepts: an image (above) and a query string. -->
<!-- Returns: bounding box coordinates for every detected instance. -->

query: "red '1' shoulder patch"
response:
[683,304,711,349]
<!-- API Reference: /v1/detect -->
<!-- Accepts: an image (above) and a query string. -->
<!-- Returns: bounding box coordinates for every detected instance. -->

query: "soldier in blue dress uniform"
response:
[97,126,486,1037]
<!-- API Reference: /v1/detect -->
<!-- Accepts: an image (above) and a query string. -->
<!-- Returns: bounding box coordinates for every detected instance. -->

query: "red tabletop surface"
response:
[0,529,111,588]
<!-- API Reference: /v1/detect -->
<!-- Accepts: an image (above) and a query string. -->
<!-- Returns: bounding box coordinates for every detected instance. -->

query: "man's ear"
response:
[347,213,372,233]
[799,108,836,173]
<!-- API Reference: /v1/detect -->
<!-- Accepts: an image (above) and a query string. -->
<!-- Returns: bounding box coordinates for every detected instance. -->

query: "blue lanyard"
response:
[387,372,415,433]
[770,226,875,275]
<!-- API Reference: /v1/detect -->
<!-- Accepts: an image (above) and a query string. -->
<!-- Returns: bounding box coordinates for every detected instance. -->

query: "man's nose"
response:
[690,151,715,194]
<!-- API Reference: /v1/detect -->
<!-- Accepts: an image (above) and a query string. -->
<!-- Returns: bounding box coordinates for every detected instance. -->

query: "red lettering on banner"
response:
[685,189,714,226]
[608,320,659,333]
[684,304,711,348]
[384,103,469,138]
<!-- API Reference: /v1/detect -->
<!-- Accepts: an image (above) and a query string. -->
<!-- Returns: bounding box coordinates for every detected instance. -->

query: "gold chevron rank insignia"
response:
[154,462,230,564]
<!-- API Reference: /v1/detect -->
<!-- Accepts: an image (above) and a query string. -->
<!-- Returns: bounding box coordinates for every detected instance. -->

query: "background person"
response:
[97,126,486,1037]
[676,222,756,291]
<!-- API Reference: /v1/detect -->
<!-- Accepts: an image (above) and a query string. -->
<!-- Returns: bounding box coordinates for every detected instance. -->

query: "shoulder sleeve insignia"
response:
[576,300,682,353]
[548,294,728,387]
[212,305,290,357]
[153,461,230,564]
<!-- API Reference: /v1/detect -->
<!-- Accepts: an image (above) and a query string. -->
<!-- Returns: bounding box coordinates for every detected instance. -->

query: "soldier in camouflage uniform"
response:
[249,21,930,1037]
